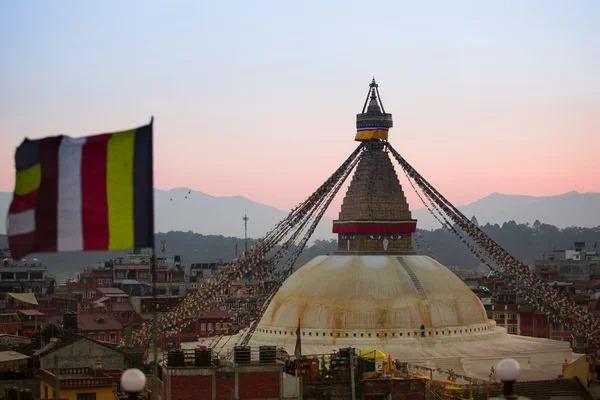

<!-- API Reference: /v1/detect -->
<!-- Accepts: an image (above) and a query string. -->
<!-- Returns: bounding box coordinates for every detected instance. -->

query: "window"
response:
[110,332,116,343]
[208,323,213,332]
[115,272,126,280]
[496,313,505,319]
[507,314,516,320]
[77,393,96,400]
[215,323,221,332]
[99,333,105,341]
[16,272,28,280]
[30,272,43,280]
[576,338,587,348]
[201,323,206,332]
[563,325,572,332]
[88,291,95,298]
[552,323,562,332]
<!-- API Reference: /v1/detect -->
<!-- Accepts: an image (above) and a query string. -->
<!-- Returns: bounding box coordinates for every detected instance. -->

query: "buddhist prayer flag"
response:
[7,123,154,259]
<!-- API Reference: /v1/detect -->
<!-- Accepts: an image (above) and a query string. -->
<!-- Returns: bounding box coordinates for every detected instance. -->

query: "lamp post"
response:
[496,359,520,400]
[121,368,147,400]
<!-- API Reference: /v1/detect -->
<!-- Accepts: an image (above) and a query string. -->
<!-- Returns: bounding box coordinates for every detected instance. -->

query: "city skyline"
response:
[1,1,598,216]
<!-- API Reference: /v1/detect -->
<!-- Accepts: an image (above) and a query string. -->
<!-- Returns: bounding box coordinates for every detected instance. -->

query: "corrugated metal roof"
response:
[0,350,30,362]
[7,292,38,305]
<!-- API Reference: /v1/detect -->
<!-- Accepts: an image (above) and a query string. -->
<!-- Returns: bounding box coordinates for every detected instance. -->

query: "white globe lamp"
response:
[496,358,520,399]
[121,368,147,394]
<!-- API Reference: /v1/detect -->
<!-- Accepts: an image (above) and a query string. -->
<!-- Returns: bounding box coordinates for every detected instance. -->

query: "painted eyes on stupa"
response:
[390,235,402,240]
[369,235,382,240]
[340,236,356,240]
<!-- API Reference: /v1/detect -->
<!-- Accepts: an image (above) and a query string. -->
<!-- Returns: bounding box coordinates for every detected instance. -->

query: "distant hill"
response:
[412,191,600,230]
[1,189,599,237]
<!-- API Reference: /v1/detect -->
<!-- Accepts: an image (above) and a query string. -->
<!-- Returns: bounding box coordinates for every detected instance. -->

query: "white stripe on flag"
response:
[7,209,36,236]
[57,136,86,251]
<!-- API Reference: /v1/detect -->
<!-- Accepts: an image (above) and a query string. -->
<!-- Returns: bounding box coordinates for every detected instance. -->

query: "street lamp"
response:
[121,368,147,400]
[496,359,520,399]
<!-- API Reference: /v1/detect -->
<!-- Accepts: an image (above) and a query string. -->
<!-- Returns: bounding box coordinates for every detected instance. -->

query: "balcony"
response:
[39,368,116,388]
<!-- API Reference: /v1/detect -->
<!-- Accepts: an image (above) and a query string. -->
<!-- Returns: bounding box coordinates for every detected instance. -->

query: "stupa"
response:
[249,79,575,381]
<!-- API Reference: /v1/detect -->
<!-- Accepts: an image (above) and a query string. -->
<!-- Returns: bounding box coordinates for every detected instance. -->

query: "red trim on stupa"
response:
[332,220,417,234]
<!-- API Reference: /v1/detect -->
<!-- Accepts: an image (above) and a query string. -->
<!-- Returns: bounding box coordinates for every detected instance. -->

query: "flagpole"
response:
[149,116,158,399]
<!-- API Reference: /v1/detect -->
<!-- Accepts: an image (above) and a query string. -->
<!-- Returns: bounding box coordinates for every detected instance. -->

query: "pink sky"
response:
[1,2,598,218]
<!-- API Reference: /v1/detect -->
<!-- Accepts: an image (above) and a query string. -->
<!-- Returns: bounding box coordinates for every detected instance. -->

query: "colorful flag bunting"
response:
[7,122,154,259]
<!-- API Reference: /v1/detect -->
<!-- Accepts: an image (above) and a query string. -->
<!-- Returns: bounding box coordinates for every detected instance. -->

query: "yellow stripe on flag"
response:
[15,164,41,195]
[355,129,389,141]
[106,129,136,250]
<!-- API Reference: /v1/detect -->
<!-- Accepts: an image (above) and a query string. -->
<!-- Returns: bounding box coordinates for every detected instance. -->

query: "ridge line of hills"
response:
[1,221,598,281]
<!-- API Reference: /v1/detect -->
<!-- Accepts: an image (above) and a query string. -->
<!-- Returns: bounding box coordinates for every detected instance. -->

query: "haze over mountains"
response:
[0,189,599,238]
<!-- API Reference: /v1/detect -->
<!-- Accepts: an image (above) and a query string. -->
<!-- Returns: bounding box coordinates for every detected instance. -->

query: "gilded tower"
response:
[333,79,417,253]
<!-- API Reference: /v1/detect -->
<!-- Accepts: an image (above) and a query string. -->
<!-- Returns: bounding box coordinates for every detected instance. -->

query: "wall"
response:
[40,339,125,370]
[562,355,592,385]
[41,381,115,400]
[60,386,115,400]
[238,370,280,399]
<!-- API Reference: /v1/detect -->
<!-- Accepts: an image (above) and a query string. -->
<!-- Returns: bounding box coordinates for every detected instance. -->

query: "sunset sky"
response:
[1,1,598,217]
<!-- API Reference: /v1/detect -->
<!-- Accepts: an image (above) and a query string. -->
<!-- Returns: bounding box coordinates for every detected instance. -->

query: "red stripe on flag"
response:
[81,133,112,251]
[9,189,39,214]
[34,137,61,253]
[8,232,36,260]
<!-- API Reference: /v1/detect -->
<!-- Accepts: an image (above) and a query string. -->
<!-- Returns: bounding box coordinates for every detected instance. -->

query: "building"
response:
[517,305,549,338]
[36,335,125,371]
[112,250,179,295]
[38,359,120,400]
[0,312,22,335]
[67,261,115,301]
[44,313,124,345]
[156,347,300,400]
[0,249,48,294]
[17,309,46,337]
[248,80,574,382]
[535,245,600,281]
[0,349,38,399]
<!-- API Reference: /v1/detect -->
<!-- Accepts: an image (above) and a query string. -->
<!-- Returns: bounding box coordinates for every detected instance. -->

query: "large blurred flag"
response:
[7,122,154,259]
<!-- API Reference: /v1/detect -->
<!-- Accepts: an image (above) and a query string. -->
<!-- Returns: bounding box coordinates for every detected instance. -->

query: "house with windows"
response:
[44,313,124,345]
[35,334,125,371]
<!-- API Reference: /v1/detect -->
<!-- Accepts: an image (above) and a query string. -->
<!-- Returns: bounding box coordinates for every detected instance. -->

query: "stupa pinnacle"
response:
[355,78,393,142]
[334,80,417,253]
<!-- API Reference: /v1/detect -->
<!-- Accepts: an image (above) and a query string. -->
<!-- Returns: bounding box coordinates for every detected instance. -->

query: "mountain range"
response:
[0,189,598,238]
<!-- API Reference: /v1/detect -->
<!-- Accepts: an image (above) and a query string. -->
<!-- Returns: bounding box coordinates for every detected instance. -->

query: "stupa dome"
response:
[255,255,492,336]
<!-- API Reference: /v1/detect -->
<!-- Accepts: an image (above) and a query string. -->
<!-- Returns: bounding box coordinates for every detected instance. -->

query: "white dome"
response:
[257,255,489,333]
